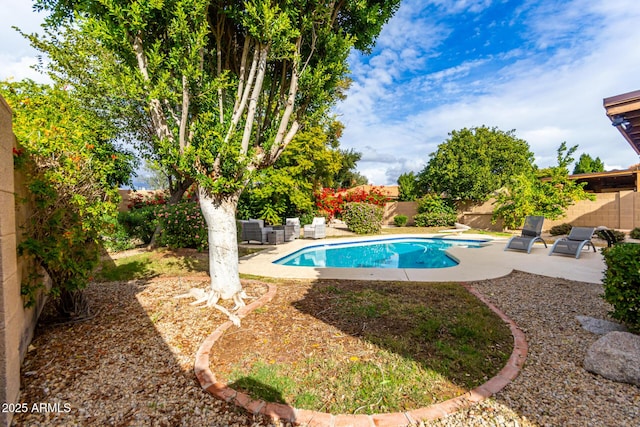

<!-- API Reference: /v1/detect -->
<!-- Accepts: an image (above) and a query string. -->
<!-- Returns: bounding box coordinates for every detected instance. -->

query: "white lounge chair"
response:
[303,217,326,239]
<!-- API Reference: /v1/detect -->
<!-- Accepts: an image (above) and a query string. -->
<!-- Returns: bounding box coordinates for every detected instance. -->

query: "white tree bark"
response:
[194,187,245,312]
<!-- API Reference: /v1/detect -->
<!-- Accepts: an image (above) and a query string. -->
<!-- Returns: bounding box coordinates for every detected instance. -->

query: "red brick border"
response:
[195,281,528,426]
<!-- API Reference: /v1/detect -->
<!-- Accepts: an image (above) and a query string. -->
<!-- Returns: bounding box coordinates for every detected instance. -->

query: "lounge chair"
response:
[548,226,596,259]
[504,215,547,253]
[303,217,326,239]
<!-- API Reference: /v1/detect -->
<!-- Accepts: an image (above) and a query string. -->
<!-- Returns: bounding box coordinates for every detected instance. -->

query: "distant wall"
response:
[383,201,418,225]
[0,95,49,427]
[460,193,640,231]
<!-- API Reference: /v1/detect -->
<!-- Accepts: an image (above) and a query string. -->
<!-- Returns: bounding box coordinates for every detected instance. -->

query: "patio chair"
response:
[504,215,547,253]
[285,217,301,240]
[240,219,272,244]
[548,226,597,259]
[303,217,326,239]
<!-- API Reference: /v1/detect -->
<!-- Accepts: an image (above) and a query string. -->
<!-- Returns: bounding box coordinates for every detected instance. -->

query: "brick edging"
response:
[195,282,528,426]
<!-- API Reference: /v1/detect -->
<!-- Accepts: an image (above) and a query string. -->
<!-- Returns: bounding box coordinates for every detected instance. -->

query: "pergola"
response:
[603,89,640,155]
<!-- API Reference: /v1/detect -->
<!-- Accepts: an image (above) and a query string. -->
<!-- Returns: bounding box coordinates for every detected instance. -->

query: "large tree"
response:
[33,0,400,318]
[418,126,535,201]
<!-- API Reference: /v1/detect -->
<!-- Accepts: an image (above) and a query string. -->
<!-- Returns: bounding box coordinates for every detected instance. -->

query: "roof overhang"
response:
[603,89,640,155]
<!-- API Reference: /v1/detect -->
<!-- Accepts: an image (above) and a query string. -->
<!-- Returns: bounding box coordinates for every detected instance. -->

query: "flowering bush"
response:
[157,201,208,251]
[314,187,389,221]
[342,202,384,234]
[126,191,168,209]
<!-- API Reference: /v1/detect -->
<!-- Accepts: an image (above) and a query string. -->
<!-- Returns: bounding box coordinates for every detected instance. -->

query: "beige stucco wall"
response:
[383,201,418,225]
[0,95,47,427]
[459,193,640,231]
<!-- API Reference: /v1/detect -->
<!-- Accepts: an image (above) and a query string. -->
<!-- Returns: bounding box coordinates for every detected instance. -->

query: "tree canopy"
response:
[573,153,605,174]
[418,126,535,201]
[397,171,418,201]
[493,142,594,229]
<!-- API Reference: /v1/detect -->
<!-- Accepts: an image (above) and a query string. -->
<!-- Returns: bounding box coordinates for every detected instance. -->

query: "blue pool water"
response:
[273,237,488,269]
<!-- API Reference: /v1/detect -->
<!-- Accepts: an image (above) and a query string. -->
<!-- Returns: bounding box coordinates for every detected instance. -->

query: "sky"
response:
[2,0,640,185]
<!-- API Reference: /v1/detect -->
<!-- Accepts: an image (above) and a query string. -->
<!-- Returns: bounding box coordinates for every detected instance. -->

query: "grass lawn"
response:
[94,246,513,414]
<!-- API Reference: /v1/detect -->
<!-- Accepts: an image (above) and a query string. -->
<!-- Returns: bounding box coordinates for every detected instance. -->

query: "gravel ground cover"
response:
[13,271,640,426]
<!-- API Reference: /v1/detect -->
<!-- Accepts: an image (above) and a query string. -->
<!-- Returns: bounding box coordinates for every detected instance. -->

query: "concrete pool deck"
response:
[238,233,606,284]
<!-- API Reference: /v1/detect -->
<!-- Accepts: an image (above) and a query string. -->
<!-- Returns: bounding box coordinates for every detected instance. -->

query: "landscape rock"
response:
[584,331,640,386]
[576,315,627,335]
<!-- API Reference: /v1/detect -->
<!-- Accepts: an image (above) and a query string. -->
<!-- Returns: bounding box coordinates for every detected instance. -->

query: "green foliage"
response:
[414,212,456,227]
[602,244,640,332]
[493,142,595,229]
[342,203,383,234]
[239,124,346,223]
[573,153,605,174]
[158,202,208,251]
[397,172,418,201]
[418,126,535,201]
[393,215,408,227]
[118,207,160,245]
[550,223,573,236]
[102,219,136,252]
[32,0,398,199]
[3,79,135,309]
[413,194,457,227]
[631,227,640,240]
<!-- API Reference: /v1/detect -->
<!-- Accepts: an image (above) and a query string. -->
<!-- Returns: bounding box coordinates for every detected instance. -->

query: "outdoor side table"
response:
[267,229,285,245]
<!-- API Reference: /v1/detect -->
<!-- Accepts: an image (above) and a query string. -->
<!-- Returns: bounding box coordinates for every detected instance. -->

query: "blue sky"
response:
[3,0,640,185]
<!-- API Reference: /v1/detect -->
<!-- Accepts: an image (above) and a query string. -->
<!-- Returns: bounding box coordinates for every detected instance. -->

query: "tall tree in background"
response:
[573,153,605,174]
[397,171,418,201]
[493,142,594,229]
[333,148,368,189]
[238,122,343,224]
[418,126,535,201]
[33,0,400,318]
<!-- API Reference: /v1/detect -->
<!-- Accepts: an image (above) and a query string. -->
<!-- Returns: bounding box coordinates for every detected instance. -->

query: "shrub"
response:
[102,220,135,252]
[393,215,408,227]
[630,227,640,240]
[414,212,456,227]
[118,206,160,244]
[550,223,572,236]
[342,203,383,234]
[413,194,456,227]
[158,201,208,250]
[602,243,640,332]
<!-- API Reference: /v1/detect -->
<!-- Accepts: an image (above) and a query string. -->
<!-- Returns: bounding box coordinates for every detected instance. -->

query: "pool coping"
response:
[195,279,528,426]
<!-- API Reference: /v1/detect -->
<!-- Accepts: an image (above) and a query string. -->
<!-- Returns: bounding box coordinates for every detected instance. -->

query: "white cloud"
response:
[0,1,50,83]
[336,0,640,184]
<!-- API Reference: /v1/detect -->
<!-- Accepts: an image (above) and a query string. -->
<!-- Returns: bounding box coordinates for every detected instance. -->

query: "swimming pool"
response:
[273,237,488,269]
